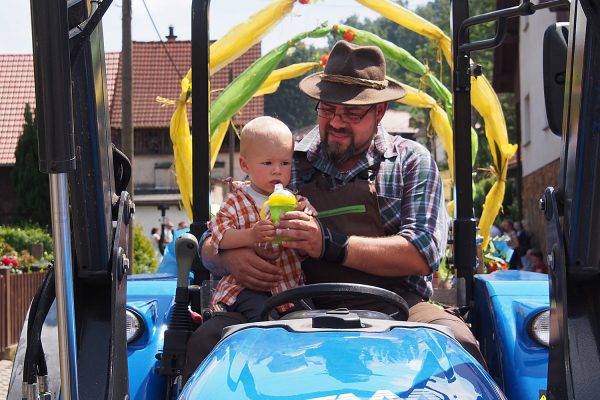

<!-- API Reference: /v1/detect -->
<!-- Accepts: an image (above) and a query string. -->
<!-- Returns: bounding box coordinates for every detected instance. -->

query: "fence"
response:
[0,268,46,354]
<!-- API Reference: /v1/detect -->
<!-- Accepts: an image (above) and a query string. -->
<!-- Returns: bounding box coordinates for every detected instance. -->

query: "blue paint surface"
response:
[474,270,549,400]
[181,325,504,399]
[126,275,177,399]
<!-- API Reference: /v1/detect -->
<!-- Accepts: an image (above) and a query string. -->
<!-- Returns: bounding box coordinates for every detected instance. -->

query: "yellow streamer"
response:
[210,120,231,169]
[170,69,193,220]
[397,85,454,182]
[471,76,517,248]
[210,0,295,75]
[356,0,517,249]
[354,0,452,64]
[254,62,320,96]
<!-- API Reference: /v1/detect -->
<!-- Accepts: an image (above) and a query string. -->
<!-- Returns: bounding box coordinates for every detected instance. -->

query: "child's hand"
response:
[252,220,276,243]
[297,200,318,216]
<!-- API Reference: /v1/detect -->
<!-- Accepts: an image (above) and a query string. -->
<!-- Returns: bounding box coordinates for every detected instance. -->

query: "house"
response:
[0,33,264,237]
[492,0,569,252]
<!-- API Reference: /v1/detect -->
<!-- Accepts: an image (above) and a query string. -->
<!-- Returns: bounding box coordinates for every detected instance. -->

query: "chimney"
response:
[166,26,177,42]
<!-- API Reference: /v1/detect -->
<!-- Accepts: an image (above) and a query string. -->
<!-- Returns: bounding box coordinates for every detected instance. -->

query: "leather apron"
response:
[295,153,411,311]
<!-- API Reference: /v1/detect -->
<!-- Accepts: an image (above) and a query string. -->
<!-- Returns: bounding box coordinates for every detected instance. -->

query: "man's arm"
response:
[201,235,282,291]
[279,143,447,278]
[276,213,430,276]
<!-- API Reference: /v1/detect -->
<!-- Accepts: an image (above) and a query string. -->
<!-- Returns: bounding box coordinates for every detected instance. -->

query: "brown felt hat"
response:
[299,40,406,105]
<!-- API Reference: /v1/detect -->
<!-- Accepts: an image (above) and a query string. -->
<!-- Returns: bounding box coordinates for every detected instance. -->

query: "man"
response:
[183,41,485,380]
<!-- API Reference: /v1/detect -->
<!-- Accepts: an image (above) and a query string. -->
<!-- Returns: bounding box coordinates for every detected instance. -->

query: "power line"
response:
[140,0,183,80]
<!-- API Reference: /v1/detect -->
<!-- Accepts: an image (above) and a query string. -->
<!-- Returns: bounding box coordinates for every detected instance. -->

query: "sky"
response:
[0,0,431,55]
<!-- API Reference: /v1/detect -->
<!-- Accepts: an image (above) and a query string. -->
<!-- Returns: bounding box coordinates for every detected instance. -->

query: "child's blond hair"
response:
[240,116,293,157]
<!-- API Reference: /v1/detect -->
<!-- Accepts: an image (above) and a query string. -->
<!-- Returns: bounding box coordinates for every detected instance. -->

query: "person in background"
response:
[525,248,548,274]
[150,227,161,258]
[178,221,189,230]
[163,221,174,245]
[501,218,521,269]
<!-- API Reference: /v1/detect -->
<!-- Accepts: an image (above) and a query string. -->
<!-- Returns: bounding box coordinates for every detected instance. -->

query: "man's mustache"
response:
[325,126,352,136]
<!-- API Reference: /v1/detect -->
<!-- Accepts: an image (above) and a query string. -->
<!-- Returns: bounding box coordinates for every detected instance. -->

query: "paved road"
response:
[0,359,13,399]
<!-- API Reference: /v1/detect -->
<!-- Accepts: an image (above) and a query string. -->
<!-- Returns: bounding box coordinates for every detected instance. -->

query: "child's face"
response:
[240,136,293,196]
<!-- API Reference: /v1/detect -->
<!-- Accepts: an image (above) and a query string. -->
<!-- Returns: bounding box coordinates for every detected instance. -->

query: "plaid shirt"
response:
[208,181,305,311]
[291,126,448,299]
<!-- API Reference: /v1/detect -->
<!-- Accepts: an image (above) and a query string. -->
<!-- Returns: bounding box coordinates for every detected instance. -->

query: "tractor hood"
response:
[180,319,504,399]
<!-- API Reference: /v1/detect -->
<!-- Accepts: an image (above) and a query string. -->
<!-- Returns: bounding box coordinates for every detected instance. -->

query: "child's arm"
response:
[219,220,276,249]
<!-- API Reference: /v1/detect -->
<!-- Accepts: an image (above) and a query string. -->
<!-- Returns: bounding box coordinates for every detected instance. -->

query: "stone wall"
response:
[521,158,560,255]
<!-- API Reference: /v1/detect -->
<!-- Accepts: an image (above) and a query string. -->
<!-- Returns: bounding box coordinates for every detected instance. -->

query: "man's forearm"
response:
[344,235,430,277]
[200,237,229,276]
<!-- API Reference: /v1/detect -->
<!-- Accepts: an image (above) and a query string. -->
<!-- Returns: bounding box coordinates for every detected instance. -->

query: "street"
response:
[0,359,13,399]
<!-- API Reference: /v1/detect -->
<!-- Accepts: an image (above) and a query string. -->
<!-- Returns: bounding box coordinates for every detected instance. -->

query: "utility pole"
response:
[122,0,134,256]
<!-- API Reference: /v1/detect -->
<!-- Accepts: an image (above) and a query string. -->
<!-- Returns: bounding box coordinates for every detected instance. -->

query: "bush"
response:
[0,225,53,255]
[133,225,158,274]
[0,225,53,273]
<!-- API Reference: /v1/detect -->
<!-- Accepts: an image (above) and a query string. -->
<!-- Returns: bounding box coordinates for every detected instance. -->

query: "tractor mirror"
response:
[543,22,569,136]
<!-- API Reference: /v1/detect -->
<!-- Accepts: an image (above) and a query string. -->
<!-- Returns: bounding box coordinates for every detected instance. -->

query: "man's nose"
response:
[329,113,347,129]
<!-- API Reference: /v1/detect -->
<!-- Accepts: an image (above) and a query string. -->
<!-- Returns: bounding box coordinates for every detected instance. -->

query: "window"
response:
[135,129,172,155]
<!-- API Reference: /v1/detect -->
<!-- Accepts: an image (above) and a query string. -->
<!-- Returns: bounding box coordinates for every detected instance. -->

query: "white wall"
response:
[131,151,243,242]
[518,9,562,176]
[134,204,190,241]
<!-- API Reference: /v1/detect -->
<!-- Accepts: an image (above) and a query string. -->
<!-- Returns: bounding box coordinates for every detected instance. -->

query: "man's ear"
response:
[375,102,388,123]
[239,156,248,174]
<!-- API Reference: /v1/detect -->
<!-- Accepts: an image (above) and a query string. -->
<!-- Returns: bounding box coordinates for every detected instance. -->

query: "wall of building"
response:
[521,158,560,256]
[134,155,177,190]
[518,8,562,176]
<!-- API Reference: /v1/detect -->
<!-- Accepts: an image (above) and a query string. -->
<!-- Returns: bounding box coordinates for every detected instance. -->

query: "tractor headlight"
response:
[126,309,144,343]
[528,309,550,347]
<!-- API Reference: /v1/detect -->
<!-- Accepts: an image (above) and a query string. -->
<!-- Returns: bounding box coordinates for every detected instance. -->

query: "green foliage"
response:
[13,104,51,227]
[0,224,53,273]
[0,225,53,254]
[133,224,158,274]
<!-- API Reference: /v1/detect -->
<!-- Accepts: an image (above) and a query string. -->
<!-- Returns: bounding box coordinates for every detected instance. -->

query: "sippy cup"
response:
[260,184,297,243]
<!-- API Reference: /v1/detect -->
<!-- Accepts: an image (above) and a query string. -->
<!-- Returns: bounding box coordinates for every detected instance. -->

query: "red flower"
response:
[320,52,330,66]
[343,29,355,42]
[10,259,18,267]
[1,256,9,265]
[298,0,310,4]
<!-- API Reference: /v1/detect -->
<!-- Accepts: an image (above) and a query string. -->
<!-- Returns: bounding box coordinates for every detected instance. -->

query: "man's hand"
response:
[276,211,323,258]
[215,246,282,291]
[296,200,318,217]
[252,220,276,243]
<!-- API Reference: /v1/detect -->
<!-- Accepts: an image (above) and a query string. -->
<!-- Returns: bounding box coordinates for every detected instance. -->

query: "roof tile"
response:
[1,41,264,166]
[0,53,120,166]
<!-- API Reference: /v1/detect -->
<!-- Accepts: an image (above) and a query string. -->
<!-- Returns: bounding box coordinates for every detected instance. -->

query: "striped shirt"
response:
[291,126,448,299]
[208,181,305,311]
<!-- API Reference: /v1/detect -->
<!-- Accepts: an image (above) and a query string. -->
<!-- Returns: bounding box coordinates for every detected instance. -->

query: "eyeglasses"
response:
[315,102,375,124]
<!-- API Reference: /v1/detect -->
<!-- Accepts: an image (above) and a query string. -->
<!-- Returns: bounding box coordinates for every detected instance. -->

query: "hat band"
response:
[321,73,389,90]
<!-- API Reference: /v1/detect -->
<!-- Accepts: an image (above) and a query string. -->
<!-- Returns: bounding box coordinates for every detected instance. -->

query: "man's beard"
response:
[323,127,355,163]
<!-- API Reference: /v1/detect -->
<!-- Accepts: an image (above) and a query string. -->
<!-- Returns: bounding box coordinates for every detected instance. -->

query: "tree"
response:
[132,224,158,274]
[13,104,50,227]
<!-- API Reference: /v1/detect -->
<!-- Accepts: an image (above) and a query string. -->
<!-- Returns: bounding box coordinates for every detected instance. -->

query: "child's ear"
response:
[239,156,248,174]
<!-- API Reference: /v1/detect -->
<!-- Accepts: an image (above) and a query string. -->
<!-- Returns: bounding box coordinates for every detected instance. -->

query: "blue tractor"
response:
[7,0,600,399]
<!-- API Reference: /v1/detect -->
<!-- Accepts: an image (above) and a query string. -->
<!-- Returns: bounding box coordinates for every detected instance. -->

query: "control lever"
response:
[157,233,198,385]
[175,233,198,289]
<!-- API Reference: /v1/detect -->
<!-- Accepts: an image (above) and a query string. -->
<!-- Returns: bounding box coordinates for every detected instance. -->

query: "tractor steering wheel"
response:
[260,283,410,322]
